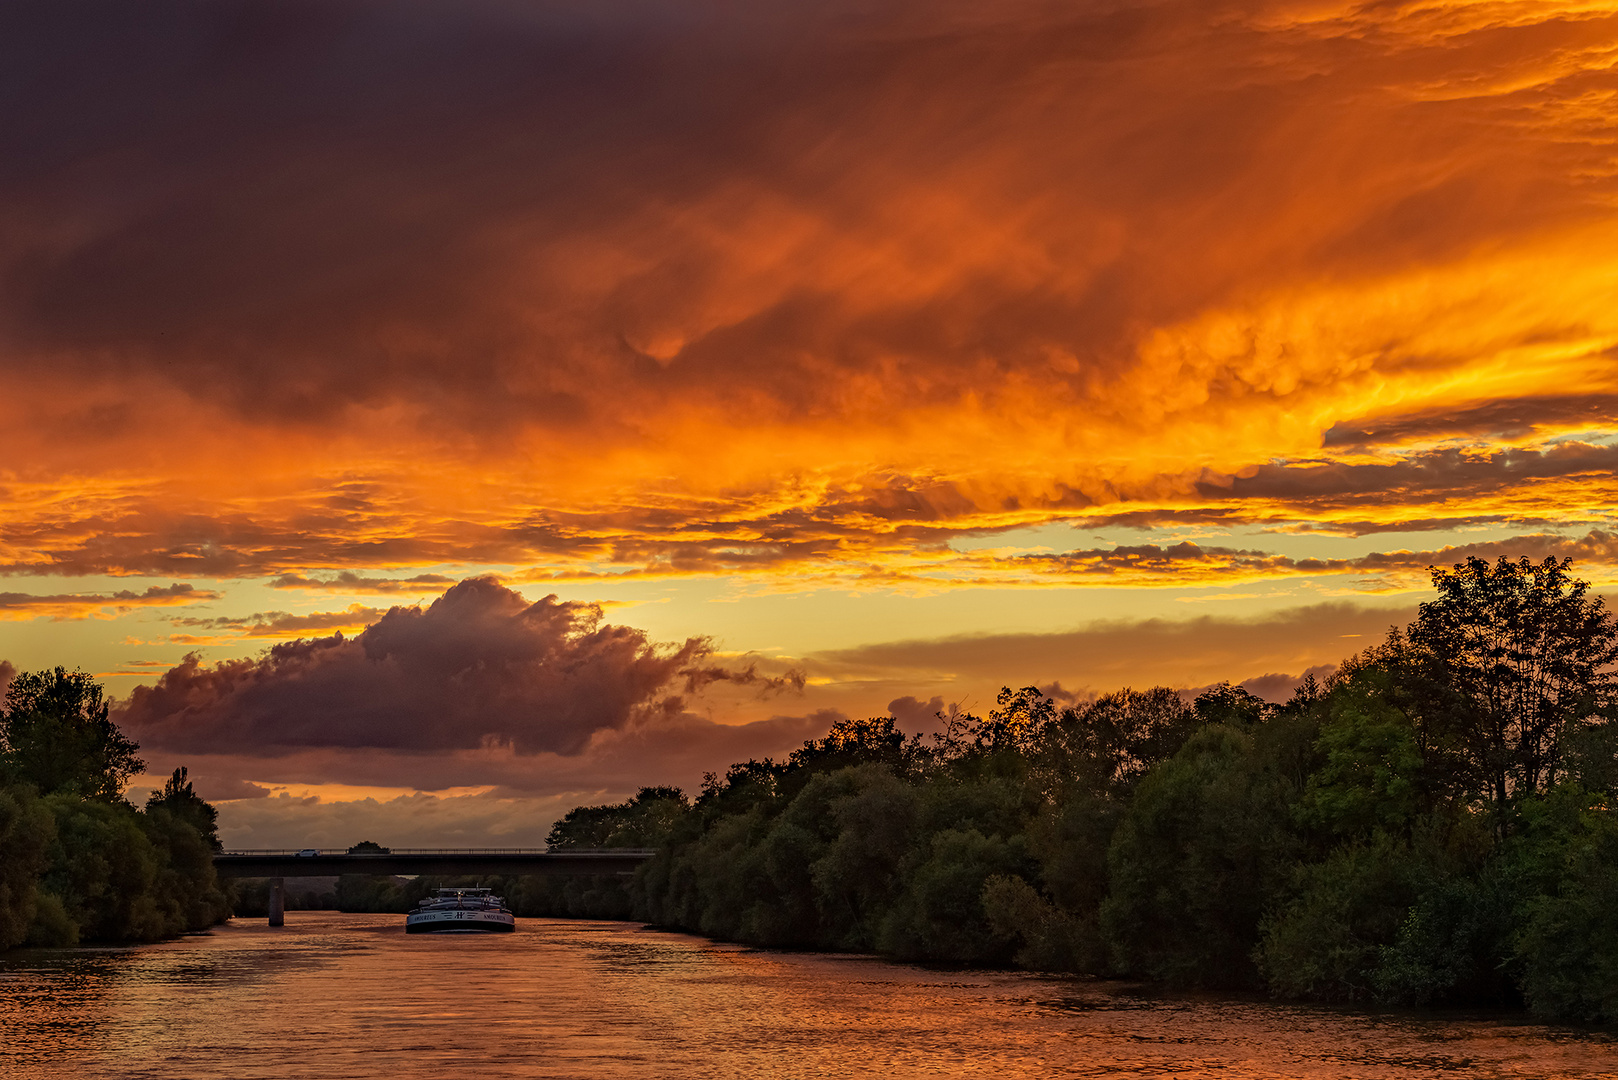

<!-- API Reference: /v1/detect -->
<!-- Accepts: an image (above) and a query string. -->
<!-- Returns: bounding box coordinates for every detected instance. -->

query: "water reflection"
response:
[2,914,1613,1079]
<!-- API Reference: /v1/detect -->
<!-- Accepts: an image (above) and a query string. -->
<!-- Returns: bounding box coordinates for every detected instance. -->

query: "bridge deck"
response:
[213,849,656,878]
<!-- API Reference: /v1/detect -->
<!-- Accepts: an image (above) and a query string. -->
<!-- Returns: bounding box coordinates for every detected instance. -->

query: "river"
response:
[1,913,1613,1079]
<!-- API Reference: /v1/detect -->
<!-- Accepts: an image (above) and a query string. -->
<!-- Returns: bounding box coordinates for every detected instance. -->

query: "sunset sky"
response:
[4,0,1618,846]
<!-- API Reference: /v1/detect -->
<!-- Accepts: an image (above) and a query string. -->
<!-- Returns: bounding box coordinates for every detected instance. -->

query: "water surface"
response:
[2,913,1613,1079]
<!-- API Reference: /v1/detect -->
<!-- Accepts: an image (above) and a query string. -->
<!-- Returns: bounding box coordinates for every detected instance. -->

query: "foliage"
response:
[147,767,221,852]
[1505,786,1618,1023]
[1256,821,1510,1007]
[1408,556,1618,819]
[1258,835,1427,1002]
[877,828,1026,963]
[0,785,54,949]
[1101,726,1298,988]
[1039,686,1201,799]
[1295,672,1424,837]
[1,667,144,801]
[546,787,689,850]
[231,878,336,916]
[982,872,1101,972]
[31,792,228,944]
[0,668,228,950]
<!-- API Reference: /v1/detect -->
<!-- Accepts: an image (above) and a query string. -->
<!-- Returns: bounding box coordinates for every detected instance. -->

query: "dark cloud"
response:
[195,776,273,802]
[1008,541,1292,577]
[133,708,830,800]
[681,660,808,697]
[118,577,717,756]
[886,694,947,731]
[996,530,1618,583]
[172,605,386,638]
[0,583,219,619]
[4,0,1607,429]
[814,602,1417,693]
[1235,665,1337,704]
[1323,394,1618,450]
[1036,682,1093,707]
[0,0,1614,594]
[1199,443,1618,509]
[269,572,458,594]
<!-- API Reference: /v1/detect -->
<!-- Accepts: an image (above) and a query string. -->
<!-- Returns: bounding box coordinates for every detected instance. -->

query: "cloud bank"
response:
[0,0,1615,585]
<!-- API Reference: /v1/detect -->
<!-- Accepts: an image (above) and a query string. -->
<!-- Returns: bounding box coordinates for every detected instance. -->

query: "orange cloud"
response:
[0,0,1615,594]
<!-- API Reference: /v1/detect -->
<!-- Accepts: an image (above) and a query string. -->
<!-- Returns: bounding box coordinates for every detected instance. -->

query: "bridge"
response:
[213,848,657,926]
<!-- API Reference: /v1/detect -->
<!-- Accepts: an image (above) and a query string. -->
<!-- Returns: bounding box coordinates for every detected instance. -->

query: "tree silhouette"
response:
[0,667,144,801]
[1410,556,1618,821]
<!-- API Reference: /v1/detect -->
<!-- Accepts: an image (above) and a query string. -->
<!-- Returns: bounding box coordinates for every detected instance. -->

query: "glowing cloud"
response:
[0,0,1614,589]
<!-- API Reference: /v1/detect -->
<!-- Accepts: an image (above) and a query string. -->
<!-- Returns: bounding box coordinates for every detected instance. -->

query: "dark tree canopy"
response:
[1408,556,1618,811]
[146,766,222,852]
[790,715,915,773]
[1066,686,1202,796]
[547,785,689,849]
[1,667,144,801]
[1,672,227,949]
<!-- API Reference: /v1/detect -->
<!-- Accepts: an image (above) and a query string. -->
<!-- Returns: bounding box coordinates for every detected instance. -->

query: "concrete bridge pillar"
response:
[268,877,284,927]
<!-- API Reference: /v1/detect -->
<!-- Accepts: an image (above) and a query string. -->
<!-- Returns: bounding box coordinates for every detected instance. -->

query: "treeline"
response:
[0,668,230,948]
[532,557,1618,1025]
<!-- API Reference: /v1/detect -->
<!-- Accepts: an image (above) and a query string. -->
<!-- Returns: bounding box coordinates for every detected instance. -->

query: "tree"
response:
[1194,682,1270,728]
[1408,556,1618,819]
[788,715,918,776]
[1,668,144,801]
[1101,725,1298,987]
[546,786,689,849]
[1296,672,1425,838]
[978,687,1057,756]
[1053,686,1202,798]
[0,786,54,948]
[145,767,221,852]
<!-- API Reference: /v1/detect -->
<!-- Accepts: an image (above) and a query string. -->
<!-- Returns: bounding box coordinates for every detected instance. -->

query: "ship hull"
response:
[404,909,516,933]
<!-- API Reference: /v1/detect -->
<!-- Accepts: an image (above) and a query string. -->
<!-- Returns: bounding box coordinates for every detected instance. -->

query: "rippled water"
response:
[2,913,1614,1079]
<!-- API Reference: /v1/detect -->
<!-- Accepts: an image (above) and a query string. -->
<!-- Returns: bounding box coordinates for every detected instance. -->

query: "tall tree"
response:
[145,767,221,852]
[1,668,144,801]
[1408,556,1618,818]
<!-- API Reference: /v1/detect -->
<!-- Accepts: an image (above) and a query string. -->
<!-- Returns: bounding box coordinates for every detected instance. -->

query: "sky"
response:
[3,0,1617,846]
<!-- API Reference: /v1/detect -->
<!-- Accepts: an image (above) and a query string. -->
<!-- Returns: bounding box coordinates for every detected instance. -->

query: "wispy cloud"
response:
[172,604,388,639]
[0,583,219,621]
[269,573,458,595]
